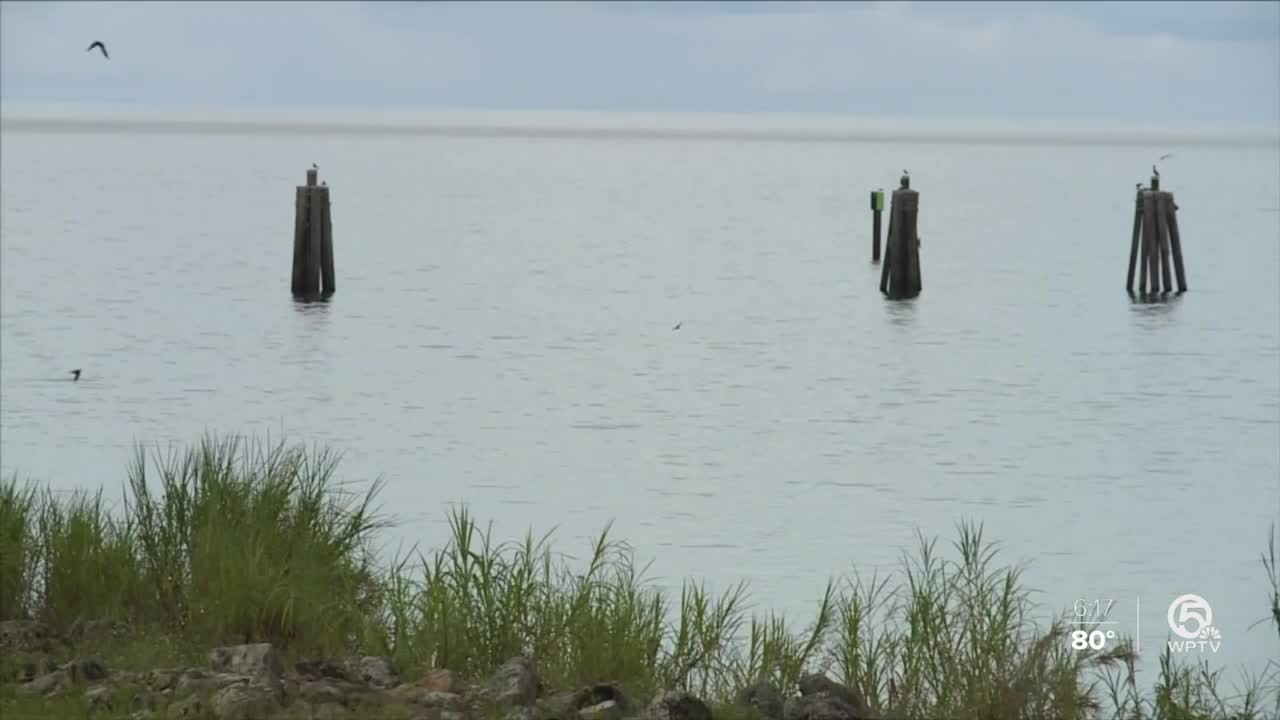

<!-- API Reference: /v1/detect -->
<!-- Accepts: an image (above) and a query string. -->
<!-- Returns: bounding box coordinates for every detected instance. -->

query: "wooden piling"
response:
[870,189,885,262]
[1141,188,1160,295]
[1164,192,1188,292]
[291,186,310,296]
[1155,192,1174,294]
[320,188,335,295]
[879,198,895,293]
[291,167,335,299]
[1126,190,1143,294]
[882,174,922,300]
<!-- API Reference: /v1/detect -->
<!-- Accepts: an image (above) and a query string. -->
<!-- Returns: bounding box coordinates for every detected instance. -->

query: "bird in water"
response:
[672,322,682,331]
[70,369,81,382]
[86,41,108,59]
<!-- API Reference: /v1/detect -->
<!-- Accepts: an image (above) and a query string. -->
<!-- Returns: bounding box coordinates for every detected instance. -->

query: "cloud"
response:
[1,1,1275,127]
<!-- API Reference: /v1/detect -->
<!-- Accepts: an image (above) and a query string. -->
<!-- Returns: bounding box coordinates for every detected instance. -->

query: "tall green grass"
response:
[1,434,1277,720]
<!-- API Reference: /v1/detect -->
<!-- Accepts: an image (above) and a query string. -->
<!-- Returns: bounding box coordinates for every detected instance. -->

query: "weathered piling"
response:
[291,167,335,299]
[870,189,885,262]
[879,174,922,300]
[1125,174,1187,296]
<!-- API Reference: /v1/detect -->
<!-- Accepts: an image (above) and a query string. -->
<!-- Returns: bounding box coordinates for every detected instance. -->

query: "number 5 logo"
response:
[1167,594,1213,640]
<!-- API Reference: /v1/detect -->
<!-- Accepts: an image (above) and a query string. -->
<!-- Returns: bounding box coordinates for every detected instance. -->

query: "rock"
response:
[479,656,542,707]
[211,681,284,720]
[580,700,624,720]
[735,682,784,720]
[295,660,354,683]
[575,684,632,714]
[16,657,60,683]
[17,668,71,697]
[648,690,712,720]
[391,686,466,709]
[535,691,580,720]
[176,670,251,698]
[354,656,399,689]
[783,675,870,720]
[504,707,537,720]
[0,619,64,654]
[167,694,206,719]
[68,618,131,646]
[86,684,114,713]
[208,643,285,691]
[66,656,110,682]
[416,669,466,695]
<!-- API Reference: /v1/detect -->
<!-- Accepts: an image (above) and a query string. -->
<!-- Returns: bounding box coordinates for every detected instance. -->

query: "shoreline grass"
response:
[1,433,1277,719]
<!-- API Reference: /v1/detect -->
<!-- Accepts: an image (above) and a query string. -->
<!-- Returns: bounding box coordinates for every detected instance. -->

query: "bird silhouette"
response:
[311,163,318,170]
[70,369,81,382]
[1152,164,1160,179]
[1159,153,1173,162]
[86,41,108,59]
[672,322,682,331]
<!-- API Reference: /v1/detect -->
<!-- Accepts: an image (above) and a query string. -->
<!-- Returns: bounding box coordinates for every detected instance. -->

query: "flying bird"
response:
[672,322,682,331]
[70,369,81,382]
[1159,153,1173,162]
[86,41,108,59]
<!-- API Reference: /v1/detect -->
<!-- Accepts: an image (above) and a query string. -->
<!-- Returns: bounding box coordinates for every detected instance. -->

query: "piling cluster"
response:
[878,174,923,300]
[291,167,335,300]
[1126,174,1188,297]
[863,168,1189,302]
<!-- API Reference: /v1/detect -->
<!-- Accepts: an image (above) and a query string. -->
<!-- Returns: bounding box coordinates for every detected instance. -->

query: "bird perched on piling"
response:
[85,41,108,59]
[70,369,81,382]
[1152,164,1160,179]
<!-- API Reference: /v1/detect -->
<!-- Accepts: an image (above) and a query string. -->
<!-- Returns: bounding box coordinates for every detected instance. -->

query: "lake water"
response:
[2,110,1278,685]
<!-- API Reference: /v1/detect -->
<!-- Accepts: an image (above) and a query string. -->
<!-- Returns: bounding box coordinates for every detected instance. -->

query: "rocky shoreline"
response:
[2,620,872,720]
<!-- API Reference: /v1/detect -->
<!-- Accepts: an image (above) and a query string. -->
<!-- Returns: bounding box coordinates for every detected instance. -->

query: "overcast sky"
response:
[2,1,1277,128]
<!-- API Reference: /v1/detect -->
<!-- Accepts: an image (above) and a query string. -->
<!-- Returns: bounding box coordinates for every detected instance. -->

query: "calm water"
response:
[2,113,1278,682]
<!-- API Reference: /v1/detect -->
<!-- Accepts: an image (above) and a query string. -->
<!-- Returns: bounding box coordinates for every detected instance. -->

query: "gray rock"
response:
[648,690,712,720]
[479,656,542,707]
[166,694,206,719]
[735,681,784,720]
[783,676,870,720]
[66,656,110,682]
[504,707,537,720]
[16,657,59,683]
[391,687,467,709]
[86,684,114,713]
[0,619,63,653]
[579,700,624,720]
[295,660,353,683]
[575,684,632,714]
[17,668,71,697]
[211,681,284,720]
[354,656,399,689]
[68,618,131,646]
[207,643,285,691]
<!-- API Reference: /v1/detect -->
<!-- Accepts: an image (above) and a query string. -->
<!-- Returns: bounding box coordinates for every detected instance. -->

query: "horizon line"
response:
[1,104,1277,149]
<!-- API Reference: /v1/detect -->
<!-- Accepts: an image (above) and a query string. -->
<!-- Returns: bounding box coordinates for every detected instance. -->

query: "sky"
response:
[1,0,1278,129]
